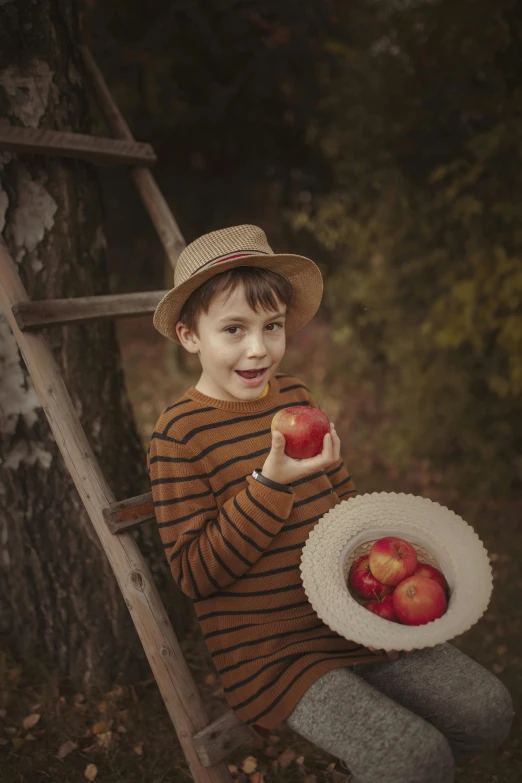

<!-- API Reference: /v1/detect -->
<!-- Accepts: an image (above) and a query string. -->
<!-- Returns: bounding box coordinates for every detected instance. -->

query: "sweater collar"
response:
[185,375,281,412]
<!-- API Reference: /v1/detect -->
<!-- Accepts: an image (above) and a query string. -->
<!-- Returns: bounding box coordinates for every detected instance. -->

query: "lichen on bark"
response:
[0,1,179,689]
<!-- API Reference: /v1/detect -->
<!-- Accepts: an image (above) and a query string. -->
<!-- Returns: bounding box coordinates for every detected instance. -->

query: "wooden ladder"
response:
[0,46,254,783]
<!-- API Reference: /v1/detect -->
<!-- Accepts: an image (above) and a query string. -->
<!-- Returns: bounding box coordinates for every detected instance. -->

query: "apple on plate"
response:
[368,536,418,586]
[271,406,330,459]
[349,555,394,600]
[363,594,398,621]
[415,562,448,594]
[392,575,447,625]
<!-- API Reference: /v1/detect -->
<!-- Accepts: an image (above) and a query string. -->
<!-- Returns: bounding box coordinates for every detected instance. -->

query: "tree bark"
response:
[0,1,192,690]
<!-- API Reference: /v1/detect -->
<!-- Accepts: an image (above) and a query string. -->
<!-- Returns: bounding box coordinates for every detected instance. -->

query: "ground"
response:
[0,317,519,782]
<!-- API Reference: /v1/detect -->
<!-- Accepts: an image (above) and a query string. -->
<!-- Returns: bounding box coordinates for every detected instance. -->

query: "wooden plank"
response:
[80,46,185,269]
[192,710,253,767]
[12,290,168,330]
[0,238,235,783]
[0,125,157,166]
[103,492,155,534]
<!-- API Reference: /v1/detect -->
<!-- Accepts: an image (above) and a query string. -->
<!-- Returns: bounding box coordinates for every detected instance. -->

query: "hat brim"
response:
[153,253,323,343]
[300,493,493,651]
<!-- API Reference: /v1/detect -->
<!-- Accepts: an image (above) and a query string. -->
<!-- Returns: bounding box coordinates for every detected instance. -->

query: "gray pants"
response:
[284,643,514,783]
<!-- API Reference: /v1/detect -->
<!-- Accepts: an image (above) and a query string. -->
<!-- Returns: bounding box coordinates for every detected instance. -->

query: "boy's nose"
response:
[246,334,269,355]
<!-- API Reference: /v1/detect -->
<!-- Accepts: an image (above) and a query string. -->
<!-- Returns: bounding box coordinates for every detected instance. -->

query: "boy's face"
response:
[176,284,287,402]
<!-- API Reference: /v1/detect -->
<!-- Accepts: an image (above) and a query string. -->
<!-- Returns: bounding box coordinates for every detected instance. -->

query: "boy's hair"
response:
[178,266,293,337]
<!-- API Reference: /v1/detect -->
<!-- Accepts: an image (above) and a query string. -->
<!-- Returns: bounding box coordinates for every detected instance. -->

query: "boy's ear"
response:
[175,320,199,354]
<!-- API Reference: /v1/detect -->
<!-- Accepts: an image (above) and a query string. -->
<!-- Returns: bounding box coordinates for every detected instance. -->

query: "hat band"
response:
[190,248,270,276]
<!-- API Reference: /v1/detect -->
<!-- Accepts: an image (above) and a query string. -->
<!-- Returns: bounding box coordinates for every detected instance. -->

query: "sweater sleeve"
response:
[148,435,295,599]
[305,384,358,500]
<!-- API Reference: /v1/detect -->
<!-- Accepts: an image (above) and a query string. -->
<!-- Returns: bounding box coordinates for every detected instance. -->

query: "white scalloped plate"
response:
[300,492,493,651]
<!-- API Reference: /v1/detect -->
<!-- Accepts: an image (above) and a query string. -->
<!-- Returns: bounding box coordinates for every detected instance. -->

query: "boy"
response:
[149,225,513,783]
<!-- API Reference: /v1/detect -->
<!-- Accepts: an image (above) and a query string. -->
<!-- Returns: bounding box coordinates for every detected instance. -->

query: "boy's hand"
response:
[262,422,340,485]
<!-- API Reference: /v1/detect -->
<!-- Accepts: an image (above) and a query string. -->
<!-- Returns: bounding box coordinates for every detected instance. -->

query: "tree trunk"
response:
[0,1,192,690]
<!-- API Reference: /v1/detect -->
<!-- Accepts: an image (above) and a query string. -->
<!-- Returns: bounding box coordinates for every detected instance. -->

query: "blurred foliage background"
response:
[84,0,522,500]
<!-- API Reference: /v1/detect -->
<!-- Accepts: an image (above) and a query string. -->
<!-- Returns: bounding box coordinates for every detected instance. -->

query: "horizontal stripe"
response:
[262,541,306,557]
[293,485,337,508]
[162,526,200,548]
[196,582,303,601]
[210,618,326,660]
[203,621,269,641]
[153,486,212,507]
[158,505,216,530]
[231,563,299,580]
[197,600,310,625]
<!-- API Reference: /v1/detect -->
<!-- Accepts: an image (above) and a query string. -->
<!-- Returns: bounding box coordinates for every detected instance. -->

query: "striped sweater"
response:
[148,373,378,731]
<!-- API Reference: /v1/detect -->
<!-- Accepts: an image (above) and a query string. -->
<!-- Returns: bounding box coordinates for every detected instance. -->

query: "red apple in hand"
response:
[349,555,394,600]
[368,536,418,586]
[415,562,448,594]
[392,575,447,625]
[363,594,398,621]
[271,406,330,459]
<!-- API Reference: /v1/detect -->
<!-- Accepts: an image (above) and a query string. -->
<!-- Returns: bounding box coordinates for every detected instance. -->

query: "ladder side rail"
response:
[0,239,236,783]
[80,45,186,270]
[193,711,256,767]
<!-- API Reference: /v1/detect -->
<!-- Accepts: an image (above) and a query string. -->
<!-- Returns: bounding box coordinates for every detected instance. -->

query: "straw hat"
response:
[153,224,324,344]
[300,493,493,651]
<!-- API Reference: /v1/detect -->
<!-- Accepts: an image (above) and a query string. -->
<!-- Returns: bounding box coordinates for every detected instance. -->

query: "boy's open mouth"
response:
[235,368,267,379]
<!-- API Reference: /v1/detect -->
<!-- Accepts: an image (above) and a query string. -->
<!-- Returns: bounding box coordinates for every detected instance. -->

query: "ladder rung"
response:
[0,126,157,166]
[192,710,253,767]
[12,291,168,330]
[103,492,155,534]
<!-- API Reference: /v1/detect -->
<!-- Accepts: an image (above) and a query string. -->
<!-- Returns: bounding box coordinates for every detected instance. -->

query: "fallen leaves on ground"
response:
[84,762,98,780]
[278,747,297,770]
[241,755,258,774]
[56,739,78,759]
[22,712,41,730]
[91,720,112,735]
[96,730,112,748]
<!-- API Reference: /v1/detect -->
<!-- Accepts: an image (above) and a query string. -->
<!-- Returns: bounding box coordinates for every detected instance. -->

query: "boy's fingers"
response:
[324,433,334,461]
[300,439,332,470]
[273,430,284,443]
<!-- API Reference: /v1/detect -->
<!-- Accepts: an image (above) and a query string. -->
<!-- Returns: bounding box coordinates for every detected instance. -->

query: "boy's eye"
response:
[224,322,284,335]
